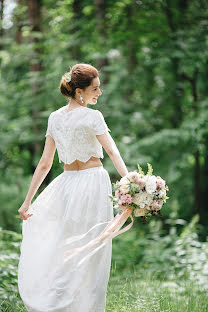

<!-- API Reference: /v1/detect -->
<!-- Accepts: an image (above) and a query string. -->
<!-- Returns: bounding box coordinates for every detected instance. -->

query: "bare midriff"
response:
[63,156,103,171]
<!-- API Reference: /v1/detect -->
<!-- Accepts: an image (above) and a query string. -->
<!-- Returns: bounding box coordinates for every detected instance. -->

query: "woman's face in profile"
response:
[81,77,102,105]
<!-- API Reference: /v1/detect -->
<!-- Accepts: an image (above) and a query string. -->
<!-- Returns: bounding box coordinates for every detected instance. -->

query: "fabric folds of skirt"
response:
[17,165,114,312]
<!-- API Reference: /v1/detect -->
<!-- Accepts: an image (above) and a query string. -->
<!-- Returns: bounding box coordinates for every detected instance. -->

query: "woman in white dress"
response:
[17,63,128,312]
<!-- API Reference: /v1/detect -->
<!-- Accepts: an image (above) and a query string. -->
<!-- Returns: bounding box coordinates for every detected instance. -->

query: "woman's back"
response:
[45,105,111,170]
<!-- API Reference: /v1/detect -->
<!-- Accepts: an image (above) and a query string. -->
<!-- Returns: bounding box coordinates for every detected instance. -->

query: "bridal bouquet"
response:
[64,163,169,266]
[111,163,169,223]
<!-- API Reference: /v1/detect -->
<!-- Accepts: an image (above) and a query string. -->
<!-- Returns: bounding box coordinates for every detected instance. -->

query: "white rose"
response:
[158,189,166,198]
[144,193,154,206]
[119,184,130,194]
[132,193,145,207]
[126,171,140,183]
[132,192,153,208]
[145,205,151,211]
[145,175,157,194]
[132,193,143,206]
[134,208,147,217]
[152,199,163,211]
[119,177,130,185]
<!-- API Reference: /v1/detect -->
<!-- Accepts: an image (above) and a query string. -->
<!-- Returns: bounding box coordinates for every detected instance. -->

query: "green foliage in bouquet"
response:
[137,163,153,176]
[146,163,153,175]
[137,163,145,175]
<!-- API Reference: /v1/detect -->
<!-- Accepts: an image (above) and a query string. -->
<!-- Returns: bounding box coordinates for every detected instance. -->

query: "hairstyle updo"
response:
[60,63,99,99]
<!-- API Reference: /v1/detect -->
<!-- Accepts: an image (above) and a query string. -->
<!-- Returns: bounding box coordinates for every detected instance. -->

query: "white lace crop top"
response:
[45,105,111,165]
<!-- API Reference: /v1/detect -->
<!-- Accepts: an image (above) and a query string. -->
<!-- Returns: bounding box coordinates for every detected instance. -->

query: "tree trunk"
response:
[164,0,202,220]
[0,0,4,49]
[164,0,185,128]
[15,0,25,44]
[94,0,109,79]
[27,0,42,172]
[201,134,208,228]
[70,0,83,60]
[181,71,201,219]
[125,3,139,74]
[123,1,140,109]
[200,60,208,229]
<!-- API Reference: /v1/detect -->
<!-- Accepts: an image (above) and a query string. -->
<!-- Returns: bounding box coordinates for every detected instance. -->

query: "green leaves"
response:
[147,163,153,175]
[137,162,153,176]
[137,163,145,175]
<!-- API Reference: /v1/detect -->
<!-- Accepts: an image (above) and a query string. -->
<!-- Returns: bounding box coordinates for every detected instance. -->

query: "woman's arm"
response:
[18,135,56,220]
[96,132,128,178]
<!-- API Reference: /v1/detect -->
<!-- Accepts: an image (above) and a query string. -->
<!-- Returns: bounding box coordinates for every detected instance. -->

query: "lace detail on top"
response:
[45,106,111,165]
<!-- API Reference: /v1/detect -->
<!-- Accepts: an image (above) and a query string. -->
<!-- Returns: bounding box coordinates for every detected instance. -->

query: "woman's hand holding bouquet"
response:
[111,163,169,223]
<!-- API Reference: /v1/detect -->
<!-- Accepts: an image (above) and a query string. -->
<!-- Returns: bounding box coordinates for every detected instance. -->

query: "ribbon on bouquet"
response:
[64,207,134,267]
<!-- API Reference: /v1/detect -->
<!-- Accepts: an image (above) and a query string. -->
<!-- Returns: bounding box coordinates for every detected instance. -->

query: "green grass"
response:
[1,270,207,312]
[0,299,25,312]
[106,269,208,312]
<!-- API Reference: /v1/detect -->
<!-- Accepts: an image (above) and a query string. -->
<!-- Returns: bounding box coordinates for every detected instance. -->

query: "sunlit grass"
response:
[1,269,207,312]
[0,293,25,312]
[106,269,208,312]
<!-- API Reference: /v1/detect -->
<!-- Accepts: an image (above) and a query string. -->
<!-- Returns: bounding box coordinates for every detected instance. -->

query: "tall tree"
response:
[27,0,43,171]
[163,0,186,128]
[70,0,83,60]
[15,0,25,44]
[94,0,109,71]
[0,0,4,49]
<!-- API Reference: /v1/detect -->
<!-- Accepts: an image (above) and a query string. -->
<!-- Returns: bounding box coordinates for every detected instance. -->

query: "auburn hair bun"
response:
[59,63,99,99]
[59,75,75,98]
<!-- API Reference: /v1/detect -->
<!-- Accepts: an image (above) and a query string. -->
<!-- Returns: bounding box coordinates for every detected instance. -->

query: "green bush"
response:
[112,209,208,291]
[0,228,23,306]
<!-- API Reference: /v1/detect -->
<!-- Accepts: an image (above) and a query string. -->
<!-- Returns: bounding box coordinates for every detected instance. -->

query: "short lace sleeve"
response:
[93,110,111,135]
[45,113,54,139]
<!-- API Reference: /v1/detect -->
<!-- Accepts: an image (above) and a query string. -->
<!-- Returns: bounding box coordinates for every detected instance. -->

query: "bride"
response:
[17,63,128,312]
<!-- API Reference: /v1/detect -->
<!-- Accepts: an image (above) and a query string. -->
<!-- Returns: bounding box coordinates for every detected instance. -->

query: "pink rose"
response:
[115,190,121,198]
[120,194,133,205]
[156,177,166,189]
[152,199,163,211]
[137,178,146,189]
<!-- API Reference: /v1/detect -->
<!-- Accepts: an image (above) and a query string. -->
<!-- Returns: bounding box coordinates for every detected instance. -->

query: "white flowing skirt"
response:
[18,165,114,312]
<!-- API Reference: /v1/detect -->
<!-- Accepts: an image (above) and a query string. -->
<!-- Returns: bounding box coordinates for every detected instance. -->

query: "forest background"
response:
[0,0,208,311]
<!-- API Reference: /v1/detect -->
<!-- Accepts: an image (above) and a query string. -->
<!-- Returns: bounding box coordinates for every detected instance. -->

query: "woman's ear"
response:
[75,88,81,96]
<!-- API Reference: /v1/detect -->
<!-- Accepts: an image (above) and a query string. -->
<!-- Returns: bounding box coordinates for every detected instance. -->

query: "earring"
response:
[80,94,84,104]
